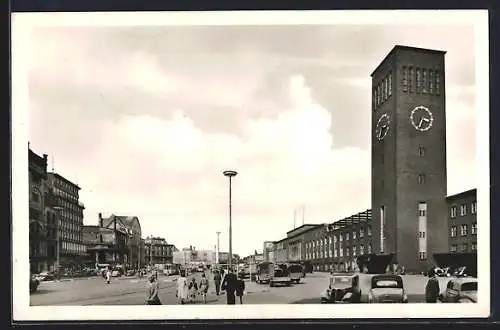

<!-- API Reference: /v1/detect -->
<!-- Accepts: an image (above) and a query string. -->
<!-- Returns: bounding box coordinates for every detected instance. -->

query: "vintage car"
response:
[269,264,292,287]
[320,274,362,303]
[368,274,408,303]
[439,277,477,303]
[287,264,304,283]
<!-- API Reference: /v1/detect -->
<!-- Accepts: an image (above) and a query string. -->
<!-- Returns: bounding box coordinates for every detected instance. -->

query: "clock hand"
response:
[418,118,424,128]
[422,117,430,123]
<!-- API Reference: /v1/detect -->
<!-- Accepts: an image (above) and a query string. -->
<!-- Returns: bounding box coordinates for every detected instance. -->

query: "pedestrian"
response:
[425,268,441,303]
[213,270,222,296]
[145,274,162,305]
[105,268,111,284]
[176,270,188,304]
[236,275,245,304]
[221,269,237,305]
[199,273,209,304]
[188,277,198,303]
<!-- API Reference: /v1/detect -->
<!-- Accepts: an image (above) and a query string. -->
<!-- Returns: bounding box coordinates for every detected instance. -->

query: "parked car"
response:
[452,266,470,278]
[320,274,361,303]
[35,271,56,282]
[126,269,136,277]
[368,274,408,303]
[439,277,477,303]
[30,275,40,293]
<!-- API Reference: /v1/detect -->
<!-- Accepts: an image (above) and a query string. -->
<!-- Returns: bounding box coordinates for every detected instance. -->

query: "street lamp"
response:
[216,231,221,265]
[223,170,237,272]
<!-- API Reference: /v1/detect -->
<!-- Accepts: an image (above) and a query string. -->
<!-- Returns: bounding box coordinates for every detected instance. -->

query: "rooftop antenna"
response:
[51,155,55,172]
[293,208,296,229]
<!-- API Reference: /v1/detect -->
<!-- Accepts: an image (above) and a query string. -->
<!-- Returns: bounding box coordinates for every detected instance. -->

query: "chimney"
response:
[113,217,117,231]
[43,154,48,161]
[98,213,103,227]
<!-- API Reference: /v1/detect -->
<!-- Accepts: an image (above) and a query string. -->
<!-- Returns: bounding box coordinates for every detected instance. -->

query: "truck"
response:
[255,262,273,284]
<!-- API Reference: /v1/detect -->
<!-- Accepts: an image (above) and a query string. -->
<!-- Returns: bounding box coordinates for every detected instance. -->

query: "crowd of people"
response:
[138,267,246,305]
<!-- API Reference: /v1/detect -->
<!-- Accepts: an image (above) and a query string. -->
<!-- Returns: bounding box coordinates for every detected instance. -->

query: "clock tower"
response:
[371,45,448,273]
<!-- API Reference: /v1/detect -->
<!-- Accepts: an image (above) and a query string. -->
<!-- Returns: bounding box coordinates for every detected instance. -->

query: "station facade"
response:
[264,45,478,274]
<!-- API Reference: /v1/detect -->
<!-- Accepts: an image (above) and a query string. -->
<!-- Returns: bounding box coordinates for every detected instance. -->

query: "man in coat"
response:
[213,270,222,296]
[221,269,237,305]
[425,268,441,303]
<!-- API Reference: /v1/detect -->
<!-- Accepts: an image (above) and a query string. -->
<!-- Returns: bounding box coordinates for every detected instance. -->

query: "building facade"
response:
[447,189,477,254]
[371,45,449,273]
[99,213,143,268]
[46,172,87,267]
[144,236,176,265]
[83,225,129,266]
[29,147,50,273]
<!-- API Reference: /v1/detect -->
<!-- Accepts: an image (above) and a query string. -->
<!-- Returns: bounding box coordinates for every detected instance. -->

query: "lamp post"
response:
[216,231,221,265]
[223,170,237,272]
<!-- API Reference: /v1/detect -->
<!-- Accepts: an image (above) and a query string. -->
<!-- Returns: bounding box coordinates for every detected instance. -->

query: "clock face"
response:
[375,113,390,141]
[410,106,434,132]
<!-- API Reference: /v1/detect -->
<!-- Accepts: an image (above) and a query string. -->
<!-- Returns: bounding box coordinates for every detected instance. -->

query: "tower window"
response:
[471,201,477,214]
[419,251,426,260]
[402,66,408,92]
[418,146,425,156]
[472,222,477,235]
[416,68,422,93]
[450,226,457,237]
[429,71,434,94]
[435,71,441,95]
[423,69,428,93]
[384,77,388,101]
[418,174,426,184]
[409,67,414,93]
[373,88,377,109]
[388,72,392,97]
[460,224,468,236]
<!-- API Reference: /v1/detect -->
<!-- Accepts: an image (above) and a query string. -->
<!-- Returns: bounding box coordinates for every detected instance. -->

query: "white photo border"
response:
[11,9,490,320]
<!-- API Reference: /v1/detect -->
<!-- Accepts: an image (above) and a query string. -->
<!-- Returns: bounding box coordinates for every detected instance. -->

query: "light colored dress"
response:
[176,276,188,303]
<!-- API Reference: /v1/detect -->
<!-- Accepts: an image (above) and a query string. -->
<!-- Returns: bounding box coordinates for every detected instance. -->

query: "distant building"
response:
[242,252,264,264]
[446,189,477,254]
[144,236,177,265]
[101,214,142,267]
[263,241,275,263]
[29,147,50,273]
[46,172,87,268]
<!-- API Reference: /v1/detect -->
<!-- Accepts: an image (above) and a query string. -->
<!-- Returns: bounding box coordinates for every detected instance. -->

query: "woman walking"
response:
[199,273,209,304]
[236,275,245,304]
[145,275,162,305]
[188,277,198,303]
[105,268,111,285]
[176,271,189,304]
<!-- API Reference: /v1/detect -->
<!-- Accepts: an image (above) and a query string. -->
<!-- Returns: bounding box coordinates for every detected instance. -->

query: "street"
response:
[30,272,452,306]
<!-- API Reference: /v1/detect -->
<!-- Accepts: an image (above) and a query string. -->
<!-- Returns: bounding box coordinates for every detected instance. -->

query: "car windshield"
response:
[274,269,288,277]
[288,265,302,273]
[461,282,477,291]
[331,277,352,286]
[371,277,403,288]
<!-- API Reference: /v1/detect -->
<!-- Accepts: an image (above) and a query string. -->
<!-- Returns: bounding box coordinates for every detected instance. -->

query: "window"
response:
[418,174,426,184]
[472,243,477,251]
[418,146,425,157]
[378,84,382,105]
[353,247,357,257]
[418,205,427,217]
[471,201,477,214]
[334,235,338,244]
[419,231,426,238]
[472,223,477,235]
[419,251,426,260]
[460,204,467,216]
[450,206,457,218]
[409,67,414,92]
[360,229,364,238]
[388,72,392,97]
[353,231,357,240]
[461,243,468,252]
[373,88,377,109]
[368,227,372,236]
[402,66,408,92]
[360,245,365,255]
[422,69,428,93]
[384,77,388,100]
[346,248,350,257]
[450,226,457,237]
[460,224,468,236]
[435,71,441,95]
[429,71,434,93]
[368,243,372,254]
[346,233,350,241]
[416,68,422,93]
[380,206,386,253]
[450,244,457,252]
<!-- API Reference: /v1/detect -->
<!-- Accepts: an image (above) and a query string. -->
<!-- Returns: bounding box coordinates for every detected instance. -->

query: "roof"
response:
[286,224,322,235]
[371,45,447,77]
[48,172,81,190]
[102,214,142,236]
[446,188,477,201]
[329,209,372,230]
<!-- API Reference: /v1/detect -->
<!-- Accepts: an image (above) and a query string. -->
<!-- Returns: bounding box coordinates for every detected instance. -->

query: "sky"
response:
[26,22,477,257]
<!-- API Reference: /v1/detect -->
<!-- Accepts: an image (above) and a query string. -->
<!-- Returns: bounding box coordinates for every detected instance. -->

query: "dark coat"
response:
[236,279,245,297]
[425,277,440,302]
